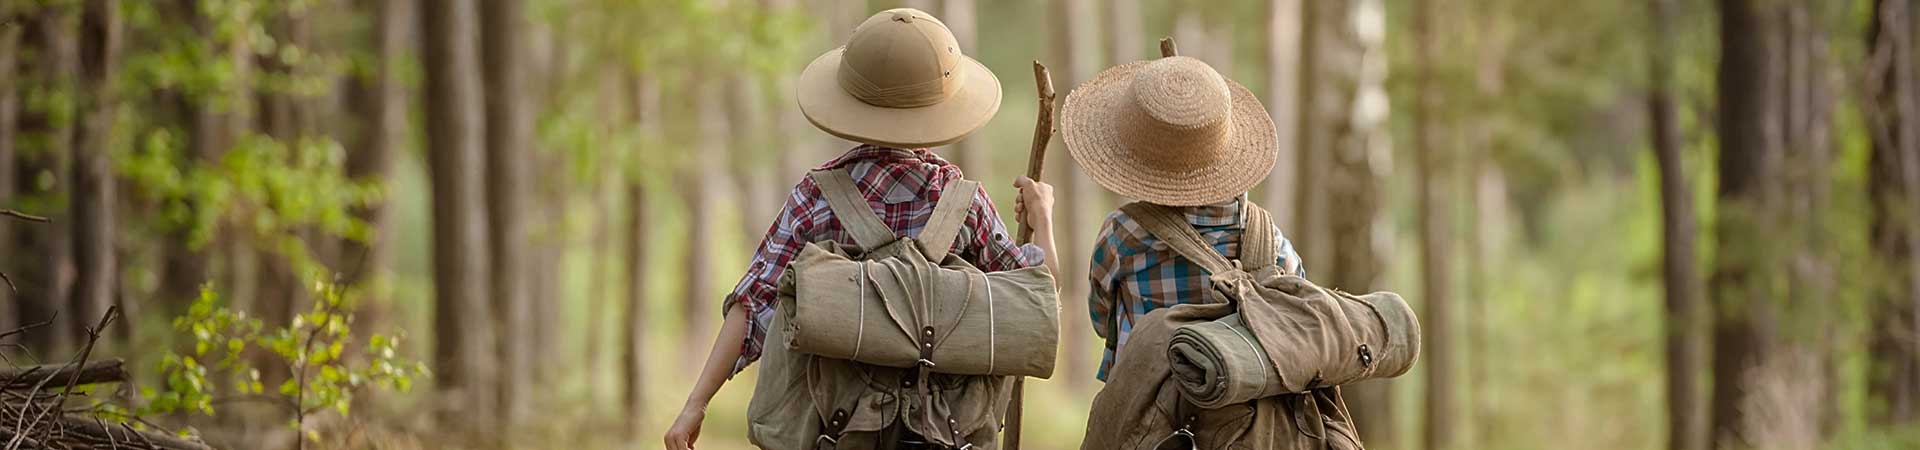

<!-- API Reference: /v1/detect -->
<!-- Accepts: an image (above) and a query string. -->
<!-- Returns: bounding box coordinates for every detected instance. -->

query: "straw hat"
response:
[1061,57,1278,206]
[797,8,1001,148]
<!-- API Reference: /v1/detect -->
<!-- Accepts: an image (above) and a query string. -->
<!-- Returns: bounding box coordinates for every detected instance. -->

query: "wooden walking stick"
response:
[1005,60,1055,450]
[1160,36,1179,57]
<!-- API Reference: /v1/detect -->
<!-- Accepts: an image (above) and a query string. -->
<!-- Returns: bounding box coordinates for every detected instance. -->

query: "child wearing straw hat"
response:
[665,8,1059,450]
[1060,56,1305,382]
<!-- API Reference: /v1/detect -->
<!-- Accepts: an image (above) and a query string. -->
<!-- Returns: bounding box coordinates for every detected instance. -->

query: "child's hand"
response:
[1014,176,1055,234]
[664,406,705,450]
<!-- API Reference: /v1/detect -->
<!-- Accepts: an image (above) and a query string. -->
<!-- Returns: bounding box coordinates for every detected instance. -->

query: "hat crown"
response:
[1130,57,1233,130]
[1120,57,1234,173]
[837,8,963,108]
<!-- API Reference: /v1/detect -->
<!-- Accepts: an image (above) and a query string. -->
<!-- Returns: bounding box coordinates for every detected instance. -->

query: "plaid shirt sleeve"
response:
[1086,211,1129,342]
[957,183,1045,272]
[724,178,822,375]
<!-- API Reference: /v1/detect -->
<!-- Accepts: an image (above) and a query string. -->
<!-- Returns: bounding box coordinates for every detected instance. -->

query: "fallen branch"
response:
[0,210,46,223]
[54,415,214,450]
[0,360,127,391]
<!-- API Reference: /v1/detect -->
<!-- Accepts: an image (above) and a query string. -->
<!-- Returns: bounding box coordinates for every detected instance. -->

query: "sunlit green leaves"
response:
[140,282,428,435]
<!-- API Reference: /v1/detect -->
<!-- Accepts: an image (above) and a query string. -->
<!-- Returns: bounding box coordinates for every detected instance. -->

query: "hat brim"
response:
[1060,60,1279,207]
[797,48,1002,148]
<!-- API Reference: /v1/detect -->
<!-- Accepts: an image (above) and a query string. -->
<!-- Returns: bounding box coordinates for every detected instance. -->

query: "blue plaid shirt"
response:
[1086,199,1303,380]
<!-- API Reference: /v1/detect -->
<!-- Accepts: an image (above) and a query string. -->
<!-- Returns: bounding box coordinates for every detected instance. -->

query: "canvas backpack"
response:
[1080,200,1421,450]
[748,168,1059,450]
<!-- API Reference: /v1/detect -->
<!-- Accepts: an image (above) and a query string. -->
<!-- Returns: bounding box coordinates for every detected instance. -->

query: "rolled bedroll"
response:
[1167,313,1286,409]
[1169,276,1421,408]
[784,242,1060,378]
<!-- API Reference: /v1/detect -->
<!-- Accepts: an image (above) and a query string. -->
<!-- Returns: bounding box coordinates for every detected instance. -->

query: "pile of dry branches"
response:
[1,310,215,450]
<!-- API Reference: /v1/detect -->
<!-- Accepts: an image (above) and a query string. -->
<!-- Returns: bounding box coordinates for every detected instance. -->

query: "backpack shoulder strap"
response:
[1118,201,1236,275]
[917,177,979,263]
[809,169,896,250]
[1238,201,1279,272]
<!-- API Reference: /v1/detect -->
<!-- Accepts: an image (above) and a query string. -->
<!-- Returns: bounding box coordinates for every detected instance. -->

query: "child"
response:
[664,8,1058,450]
[1057,56,1302,381]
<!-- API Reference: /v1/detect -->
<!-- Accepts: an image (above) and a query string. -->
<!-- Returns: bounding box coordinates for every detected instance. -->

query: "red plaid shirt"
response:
[725,145,1044,374]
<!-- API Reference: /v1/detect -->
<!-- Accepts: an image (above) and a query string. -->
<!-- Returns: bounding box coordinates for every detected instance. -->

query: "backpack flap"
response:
[1238,276,1421,392]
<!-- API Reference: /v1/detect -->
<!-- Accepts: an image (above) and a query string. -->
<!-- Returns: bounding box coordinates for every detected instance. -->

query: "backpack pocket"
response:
[748,296,824,450]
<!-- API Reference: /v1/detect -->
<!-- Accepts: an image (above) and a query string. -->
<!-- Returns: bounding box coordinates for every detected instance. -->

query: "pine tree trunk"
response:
[1413,2,1453,449]
[1298,0,1395,443]
[343,0,409,339]
[68,0,120,351]
[1261,0,1300,226]
[1867,0,1920,428]
[624,74,661,433]
[1648,0,1707,448]
[1051,0,1098,389]
[943,0,980,173]
[730,75,773,243]
[0,17,19,334]
[1290,0,1329,287]
[250,5,314,397]
[160,2,212,318]
[16,4,80,355]
[682,80,724,365]
[623,179,650,431]
[481,0,535,431]
[587,173,614,397]
[1710,0,1779,447]
[422,0,498,434]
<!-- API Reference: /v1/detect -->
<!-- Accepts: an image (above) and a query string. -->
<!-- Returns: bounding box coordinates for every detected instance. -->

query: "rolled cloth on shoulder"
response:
[785,241,1060,378]
[1171,273,1421,407]
[1168,313,1285,409]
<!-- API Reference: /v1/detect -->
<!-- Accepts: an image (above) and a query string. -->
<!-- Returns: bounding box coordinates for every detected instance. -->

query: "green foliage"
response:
[137,284,429,438]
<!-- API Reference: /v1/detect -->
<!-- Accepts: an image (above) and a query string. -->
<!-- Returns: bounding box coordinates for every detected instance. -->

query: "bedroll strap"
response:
[811,169,898,251]
[917,177,980,263]
[1119,202,1236,276]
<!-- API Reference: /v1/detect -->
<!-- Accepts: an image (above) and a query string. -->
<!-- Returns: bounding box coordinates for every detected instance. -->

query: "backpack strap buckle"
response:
[815,408,851,450]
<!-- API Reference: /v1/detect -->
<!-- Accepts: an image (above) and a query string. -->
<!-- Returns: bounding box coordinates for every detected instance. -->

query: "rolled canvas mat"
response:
[1168,313,1286,409]
[785,243,1059,378]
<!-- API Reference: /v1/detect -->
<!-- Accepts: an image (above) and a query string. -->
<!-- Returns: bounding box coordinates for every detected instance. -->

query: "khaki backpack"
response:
[1080,201,1421,450]
[749,168,1059,450]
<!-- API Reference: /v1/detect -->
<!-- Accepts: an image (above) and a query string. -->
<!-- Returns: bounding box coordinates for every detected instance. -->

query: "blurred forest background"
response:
[1,0,1918,449]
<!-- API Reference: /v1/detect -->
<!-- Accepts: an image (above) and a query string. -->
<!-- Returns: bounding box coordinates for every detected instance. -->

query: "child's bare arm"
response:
[664,303,750,450]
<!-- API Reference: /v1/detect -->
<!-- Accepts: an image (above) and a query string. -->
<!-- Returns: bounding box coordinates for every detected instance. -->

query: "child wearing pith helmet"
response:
[665,8,1059,450]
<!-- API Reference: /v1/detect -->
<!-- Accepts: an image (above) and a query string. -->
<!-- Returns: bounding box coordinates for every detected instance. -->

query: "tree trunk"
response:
[624,74,661,434]
[1648,0,1707,448]
[1867,0,1920,428]
[343,0,410,340]
[1711,0,1781,447]
[1413,1,1453,449]
[15,4,80,355]
[68,0,121,352]
[819,0,863,154]
[422,0,498,434]
[0,16,19,334]
[249,5,315,399]
[623,179,651,429]
[1261,0,1301,227]
[481,0,534,431]
[943,0,980,172]
[730,75,774,243]
[681,80,724,365]
[587,170,614,397]
[1290,0,1330,290]
[1297,0,1394,443]
[1051,0,1098,389]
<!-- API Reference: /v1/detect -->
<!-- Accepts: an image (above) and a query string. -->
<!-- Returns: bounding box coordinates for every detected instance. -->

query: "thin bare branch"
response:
[0,210,48,223]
